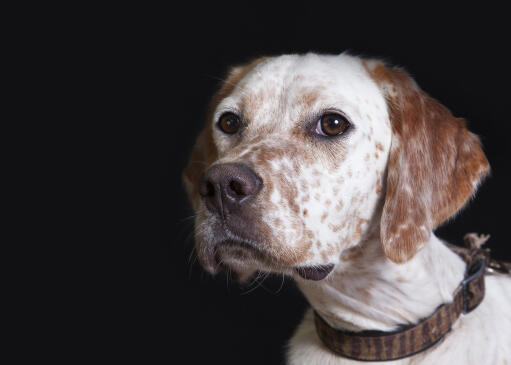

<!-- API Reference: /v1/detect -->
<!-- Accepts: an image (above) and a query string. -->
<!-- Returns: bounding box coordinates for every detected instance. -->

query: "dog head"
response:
[183,53,489,280]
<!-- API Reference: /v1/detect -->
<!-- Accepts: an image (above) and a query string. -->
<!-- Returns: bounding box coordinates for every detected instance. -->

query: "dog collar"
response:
[313,233,500,362]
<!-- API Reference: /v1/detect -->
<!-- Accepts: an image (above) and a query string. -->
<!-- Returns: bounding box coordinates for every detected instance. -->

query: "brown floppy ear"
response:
[365,61,490,263]
[183,124,217,210]
[182,57,268,209]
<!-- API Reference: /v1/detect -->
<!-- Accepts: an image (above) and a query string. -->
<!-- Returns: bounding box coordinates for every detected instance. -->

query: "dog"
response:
[183,53,511,364]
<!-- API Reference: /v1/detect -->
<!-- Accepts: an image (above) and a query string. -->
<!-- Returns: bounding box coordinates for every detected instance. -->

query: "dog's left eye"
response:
[315,113,350,137]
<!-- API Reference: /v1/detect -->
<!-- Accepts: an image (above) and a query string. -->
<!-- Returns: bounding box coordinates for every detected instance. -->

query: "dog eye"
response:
[218,113,241,134]
[315,113,350,137]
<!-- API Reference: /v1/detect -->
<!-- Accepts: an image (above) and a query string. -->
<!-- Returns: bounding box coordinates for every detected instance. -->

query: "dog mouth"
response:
[197,216,273,272]
[203,239,335,281]
[201,237,267,274]
[198,219,335,280]
[294,264,335,280]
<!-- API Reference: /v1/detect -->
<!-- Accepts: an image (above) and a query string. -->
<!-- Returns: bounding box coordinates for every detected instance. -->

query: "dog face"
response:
[184,53,489,280]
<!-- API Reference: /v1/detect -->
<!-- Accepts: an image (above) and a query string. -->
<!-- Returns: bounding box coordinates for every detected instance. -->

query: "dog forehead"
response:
[213,53,385,131]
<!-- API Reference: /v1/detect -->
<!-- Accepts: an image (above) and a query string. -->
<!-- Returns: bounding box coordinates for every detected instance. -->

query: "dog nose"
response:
[199,163,263,215]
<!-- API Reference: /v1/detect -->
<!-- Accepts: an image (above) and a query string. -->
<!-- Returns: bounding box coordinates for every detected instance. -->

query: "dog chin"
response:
[217,255,258,283]
[198,219,335,281]
[200,236,288,281]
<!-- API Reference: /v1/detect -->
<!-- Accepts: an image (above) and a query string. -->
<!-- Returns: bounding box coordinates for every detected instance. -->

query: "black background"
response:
[160,8,511,365]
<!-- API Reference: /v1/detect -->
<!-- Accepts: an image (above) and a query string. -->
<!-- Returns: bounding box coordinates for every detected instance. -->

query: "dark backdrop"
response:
[161,10,510,365]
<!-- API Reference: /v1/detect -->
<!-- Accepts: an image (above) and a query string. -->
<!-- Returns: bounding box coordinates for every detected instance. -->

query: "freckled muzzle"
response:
[199,162,268,246]
[198,161,335,280]
[197,162,268,273]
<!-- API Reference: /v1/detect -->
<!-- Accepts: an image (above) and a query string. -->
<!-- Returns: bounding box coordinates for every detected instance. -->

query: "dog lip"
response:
[208,238,262,271]
[295,264,335,281]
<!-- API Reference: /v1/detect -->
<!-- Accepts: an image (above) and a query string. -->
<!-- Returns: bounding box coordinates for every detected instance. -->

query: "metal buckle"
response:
[461,257,486,313]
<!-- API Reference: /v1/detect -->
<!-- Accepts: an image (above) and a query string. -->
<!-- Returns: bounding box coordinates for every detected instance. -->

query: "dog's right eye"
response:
[218,113,241,134]
[315,113,350,137]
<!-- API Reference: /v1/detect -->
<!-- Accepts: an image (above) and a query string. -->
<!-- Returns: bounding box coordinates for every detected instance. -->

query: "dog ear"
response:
[183,124,217,210]
[183,57,268,209]
[365,62,490,263]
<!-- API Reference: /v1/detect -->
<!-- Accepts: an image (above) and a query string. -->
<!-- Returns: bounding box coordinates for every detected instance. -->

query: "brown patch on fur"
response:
[279,175,300,215]
[320,243,336,261]
[341,244,364,262]
[353,218,369,240]
[375,178,382,194]
[321,212,328,223]
[182,125,217,209]
[253,145,287,167]
[363,61,393,86]
[375,142,384,151]
[365,154,370,161]
[329,222,344,233]
[365,61,490,263]
[303,209,308,217]
[300,89,320,108]
[360,288,372,304]
[263,174,275,195]
[255,220,274,249]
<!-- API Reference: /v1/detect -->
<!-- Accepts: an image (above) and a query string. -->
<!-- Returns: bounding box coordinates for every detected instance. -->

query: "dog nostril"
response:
[200,179,216,198]
[205,181,215,196]
[229,180,246,197]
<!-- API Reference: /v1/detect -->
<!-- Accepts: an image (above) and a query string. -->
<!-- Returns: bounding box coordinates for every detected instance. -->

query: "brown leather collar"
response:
[314,234,493,362]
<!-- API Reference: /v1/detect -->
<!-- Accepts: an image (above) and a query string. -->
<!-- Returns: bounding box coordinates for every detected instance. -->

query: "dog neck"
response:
[295,233,467,332]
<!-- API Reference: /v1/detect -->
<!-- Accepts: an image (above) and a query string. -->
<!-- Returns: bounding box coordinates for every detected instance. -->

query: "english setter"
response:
[183,53,511,364]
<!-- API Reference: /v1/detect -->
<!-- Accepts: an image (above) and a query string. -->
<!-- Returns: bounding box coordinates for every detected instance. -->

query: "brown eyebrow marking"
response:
[208,57,269,120]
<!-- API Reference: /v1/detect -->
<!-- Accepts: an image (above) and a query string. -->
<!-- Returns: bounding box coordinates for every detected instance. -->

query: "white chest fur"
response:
[287,235,511,364]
